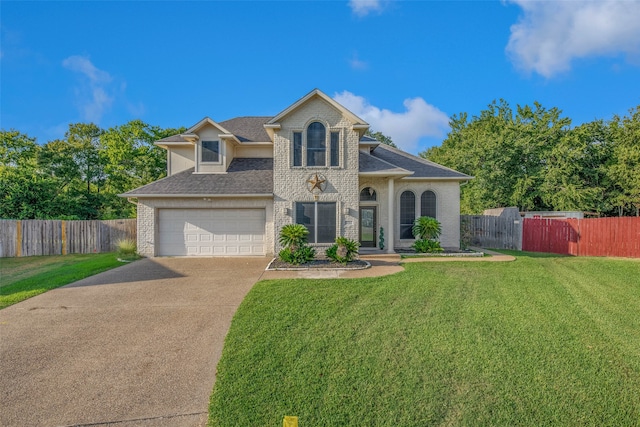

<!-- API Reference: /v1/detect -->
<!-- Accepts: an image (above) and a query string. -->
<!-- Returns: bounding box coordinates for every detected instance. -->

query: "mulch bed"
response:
[267,259,370,270]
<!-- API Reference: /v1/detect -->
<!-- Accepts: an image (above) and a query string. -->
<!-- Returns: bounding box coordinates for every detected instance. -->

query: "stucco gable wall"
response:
[196,126,229,173]
[168,147,195,175]
[273,97,361,251]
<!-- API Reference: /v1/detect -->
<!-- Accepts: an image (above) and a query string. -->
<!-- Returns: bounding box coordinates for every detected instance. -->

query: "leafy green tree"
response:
[540,120,612,214]
[423,100,571,213]
[608,106,640,216]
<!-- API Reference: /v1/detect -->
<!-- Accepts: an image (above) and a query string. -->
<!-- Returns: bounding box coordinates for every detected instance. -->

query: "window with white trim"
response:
[291,123,340,168]
[201,140,220,163]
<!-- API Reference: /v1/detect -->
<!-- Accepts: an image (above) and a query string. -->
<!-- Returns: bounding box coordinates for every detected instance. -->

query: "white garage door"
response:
[158,209,265,256]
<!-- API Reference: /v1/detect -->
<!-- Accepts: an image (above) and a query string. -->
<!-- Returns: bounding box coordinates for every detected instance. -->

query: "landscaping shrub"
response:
[278,224,315,265]
[116,238,137,259]
[412,217,444,253]
[326,237,360,264]
[412,238,444,253]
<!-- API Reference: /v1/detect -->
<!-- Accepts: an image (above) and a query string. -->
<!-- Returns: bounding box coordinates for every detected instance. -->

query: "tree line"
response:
[422,102,640,216]
[2,102,638,220]
[1,121,184,220]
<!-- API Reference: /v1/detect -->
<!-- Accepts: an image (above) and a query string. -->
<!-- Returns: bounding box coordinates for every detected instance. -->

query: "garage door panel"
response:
[158,209,265,256]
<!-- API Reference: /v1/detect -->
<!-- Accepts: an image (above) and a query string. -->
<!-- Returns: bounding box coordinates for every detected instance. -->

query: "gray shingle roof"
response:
[219,116,272,142]
[122,158,273,196]
[370,144,471,179]
[359,152,411,175]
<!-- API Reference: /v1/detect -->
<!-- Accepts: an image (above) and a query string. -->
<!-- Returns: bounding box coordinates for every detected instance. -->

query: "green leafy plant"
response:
[412,238,444,253]
[379,227,385,250]
[412,217,444,253]
[278,224,309,252]
[278,224,315,265]
[412,216,442,240]
[279,245,315,265]
[325,237,360,264]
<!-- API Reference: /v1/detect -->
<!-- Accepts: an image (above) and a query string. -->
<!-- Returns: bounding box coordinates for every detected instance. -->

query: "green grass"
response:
[0,253,125,308]
[209,254,640,426]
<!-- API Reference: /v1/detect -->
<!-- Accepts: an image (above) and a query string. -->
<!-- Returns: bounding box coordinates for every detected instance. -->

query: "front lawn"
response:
[0,253,125,308]
[209,253,640,426]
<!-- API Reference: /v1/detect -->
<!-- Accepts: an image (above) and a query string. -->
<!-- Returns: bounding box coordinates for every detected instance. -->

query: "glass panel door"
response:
[359,207,376,248]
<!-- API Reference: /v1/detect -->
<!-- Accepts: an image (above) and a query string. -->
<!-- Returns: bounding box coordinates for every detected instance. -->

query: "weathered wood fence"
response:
[523,217,640,258]
[461,215,523,250]
[0,219,136,258]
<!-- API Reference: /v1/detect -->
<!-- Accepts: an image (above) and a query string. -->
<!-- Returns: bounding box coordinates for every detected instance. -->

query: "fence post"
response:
[61,220,67,255]
[16,220,22,257]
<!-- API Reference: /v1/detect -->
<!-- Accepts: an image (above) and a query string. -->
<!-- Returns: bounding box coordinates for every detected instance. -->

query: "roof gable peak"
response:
[266,88,369,127]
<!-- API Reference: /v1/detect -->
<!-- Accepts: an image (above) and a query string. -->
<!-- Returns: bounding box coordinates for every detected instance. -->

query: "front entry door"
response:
[359,206,377,248]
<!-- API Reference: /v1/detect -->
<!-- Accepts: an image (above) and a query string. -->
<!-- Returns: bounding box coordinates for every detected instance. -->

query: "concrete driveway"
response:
[0,257,270,427]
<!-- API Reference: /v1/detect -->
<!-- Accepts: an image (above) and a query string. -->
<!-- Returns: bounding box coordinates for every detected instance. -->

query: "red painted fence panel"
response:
[523,217,640,258]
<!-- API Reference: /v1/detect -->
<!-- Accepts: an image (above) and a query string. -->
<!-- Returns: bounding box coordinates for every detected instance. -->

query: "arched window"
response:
[421,190,437,218]
[360,187,377,201]
[400,191,415,239]
[306,122,326,166]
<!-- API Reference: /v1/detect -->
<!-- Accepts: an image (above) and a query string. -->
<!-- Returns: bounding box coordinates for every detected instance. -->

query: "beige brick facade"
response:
[272,98,360,252]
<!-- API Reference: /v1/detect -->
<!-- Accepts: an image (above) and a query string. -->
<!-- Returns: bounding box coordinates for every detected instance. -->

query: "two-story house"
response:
[122,89,471,257]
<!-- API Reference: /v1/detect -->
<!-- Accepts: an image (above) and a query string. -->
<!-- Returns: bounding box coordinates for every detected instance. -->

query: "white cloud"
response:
[506,0,640,77]
[334,91,449,153]
[349,52,368,70]
[348,0,388,17]
[62,55,114,122]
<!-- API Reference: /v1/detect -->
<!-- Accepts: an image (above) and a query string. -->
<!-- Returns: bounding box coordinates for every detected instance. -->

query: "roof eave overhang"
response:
[399,176,474,181]
[118,193,274,199]
[219,133,241,145]
[154,140,193,148]
[263,123,281,140]
[358,171,414,178]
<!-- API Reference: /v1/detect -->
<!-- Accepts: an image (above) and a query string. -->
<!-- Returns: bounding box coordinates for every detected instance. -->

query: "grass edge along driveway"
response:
[209,252,640,426]
[0,253,125,309]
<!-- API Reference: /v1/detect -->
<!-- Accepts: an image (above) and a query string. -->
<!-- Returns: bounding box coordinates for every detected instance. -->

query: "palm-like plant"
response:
[412,216,442,240]
[278,224,309,252]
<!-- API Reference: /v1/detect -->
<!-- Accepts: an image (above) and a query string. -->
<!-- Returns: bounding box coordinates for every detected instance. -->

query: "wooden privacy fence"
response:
[461,215,523,250]
[522,217,640,258]
[0,219,136,258]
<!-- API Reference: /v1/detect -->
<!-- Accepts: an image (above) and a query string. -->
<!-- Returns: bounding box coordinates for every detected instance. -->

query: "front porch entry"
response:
[359,206,377,248]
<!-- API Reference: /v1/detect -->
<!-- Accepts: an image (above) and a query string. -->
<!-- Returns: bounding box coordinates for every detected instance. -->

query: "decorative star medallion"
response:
[306,173,326,193]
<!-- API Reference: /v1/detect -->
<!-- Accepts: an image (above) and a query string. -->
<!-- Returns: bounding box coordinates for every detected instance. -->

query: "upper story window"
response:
[292,123,340,168]
[307,122,326,166]
[293,132,302,167]
[201,140,220,163]
[330,132,339,166]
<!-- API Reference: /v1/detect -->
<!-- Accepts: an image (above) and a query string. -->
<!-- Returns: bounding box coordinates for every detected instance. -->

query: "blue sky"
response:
[2,0,639,154]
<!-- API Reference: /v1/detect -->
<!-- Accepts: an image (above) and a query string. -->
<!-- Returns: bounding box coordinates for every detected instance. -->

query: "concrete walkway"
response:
[0,257,270,427]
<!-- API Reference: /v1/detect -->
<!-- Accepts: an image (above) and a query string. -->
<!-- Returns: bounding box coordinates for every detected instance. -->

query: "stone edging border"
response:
[265,258,372,271]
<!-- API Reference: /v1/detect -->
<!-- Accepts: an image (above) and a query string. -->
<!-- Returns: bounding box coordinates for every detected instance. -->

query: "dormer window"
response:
[201,140,220,163]
[292,123,341,168]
